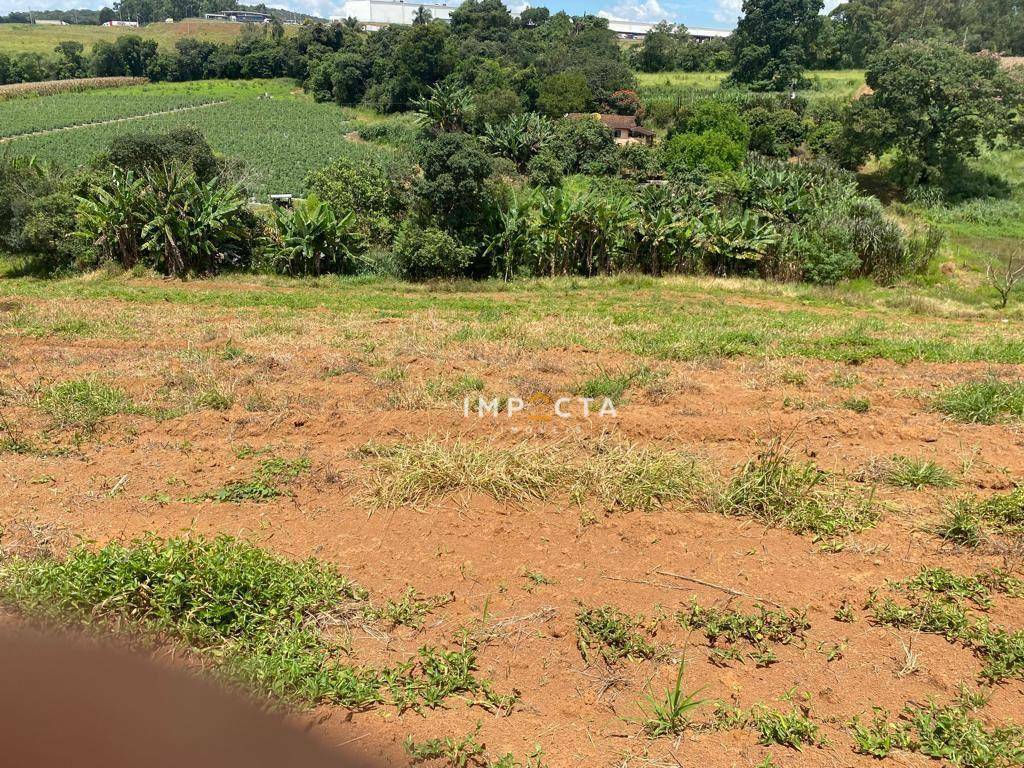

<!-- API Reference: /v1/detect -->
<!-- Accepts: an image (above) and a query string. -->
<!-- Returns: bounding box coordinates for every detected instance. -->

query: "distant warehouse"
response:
[204,10,273,22]
[330,0,730,38]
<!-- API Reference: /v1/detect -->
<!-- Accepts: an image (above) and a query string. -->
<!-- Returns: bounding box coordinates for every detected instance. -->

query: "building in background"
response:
[331,1,731,38]
[204,10,273,22]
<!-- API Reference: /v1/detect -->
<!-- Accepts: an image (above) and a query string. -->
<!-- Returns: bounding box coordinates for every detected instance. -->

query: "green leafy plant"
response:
[576,604,658,664]
[640,657,707,737]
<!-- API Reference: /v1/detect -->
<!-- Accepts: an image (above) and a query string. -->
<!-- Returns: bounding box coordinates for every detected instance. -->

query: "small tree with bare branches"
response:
[987,250,1024,309]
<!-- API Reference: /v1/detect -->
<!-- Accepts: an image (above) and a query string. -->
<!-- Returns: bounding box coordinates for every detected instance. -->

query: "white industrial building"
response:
[332,0,458,28]
[331,0,730,38]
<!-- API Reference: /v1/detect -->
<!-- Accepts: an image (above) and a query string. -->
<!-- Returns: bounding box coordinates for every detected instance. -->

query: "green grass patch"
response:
[935,380,1024,424]
[39,377,140,431]
[867,455,957,490]
[198,455,310,503]
[935,488,1024,548]
[0,534,512,712]
[574,366,658,403]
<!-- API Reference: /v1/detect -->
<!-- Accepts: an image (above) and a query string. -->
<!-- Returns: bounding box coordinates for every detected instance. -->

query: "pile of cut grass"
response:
[0,534,510,711]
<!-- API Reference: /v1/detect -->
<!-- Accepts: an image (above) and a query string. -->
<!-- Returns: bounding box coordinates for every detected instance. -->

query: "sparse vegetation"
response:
[575,605,659,664]
[867,567,1024,683]
[714,440,879,539]
[852,702,1024,767]
[198,455,310,503]
[677,601,809,667]
[935,488,1024,549]
[639,657,707,737]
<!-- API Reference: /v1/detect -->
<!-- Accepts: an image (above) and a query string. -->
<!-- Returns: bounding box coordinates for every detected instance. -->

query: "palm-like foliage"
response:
[634,185,692,275]
[481,113,554,172]
[75,169,146,267]
[269,194,360,276]
[485,188,539,280]
[412,81,475,133]
[140,165,246,277]
[692,209,778,275]
[76,164,248,277]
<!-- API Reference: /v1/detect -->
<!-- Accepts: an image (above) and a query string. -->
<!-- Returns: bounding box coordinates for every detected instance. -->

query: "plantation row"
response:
[0,81,358,196]
[0,84,219,138]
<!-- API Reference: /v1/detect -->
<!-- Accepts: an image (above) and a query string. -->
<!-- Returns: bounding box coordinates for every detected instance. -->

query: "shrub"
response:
[549,116,618,176]
[305,148,417,247]
[103,127,225,184]
[673,100,751,148]
[747,105,805,158]
[783,211,860,285]
[662,131,745,178]
[392,223,473,281]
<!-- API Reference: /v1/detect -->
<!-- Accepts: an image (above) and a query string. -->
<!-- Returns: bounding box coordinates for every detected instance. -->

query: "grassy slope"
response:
[637,69,867,101]
[0,19,293,53]
[1,269,1022,364]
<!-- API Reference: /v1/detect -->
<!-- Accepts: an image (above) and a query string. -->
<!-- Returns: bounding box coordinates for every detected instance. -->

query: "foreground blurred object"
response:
[0,629,380,768]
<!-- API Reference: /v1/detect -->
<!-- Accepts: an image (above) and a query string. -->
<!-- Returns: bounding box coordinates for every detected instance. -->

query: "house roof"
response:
[564,112,655,136]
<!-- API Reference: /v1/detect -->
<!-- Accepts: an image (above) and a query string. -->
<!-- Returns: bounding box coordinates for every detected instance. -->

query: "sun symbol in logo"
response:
[525,391,554,422]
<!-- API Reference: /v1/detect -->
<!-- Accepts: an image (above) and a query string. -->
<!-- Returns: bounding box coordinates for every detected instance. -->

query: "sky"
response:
[1,0,843,33]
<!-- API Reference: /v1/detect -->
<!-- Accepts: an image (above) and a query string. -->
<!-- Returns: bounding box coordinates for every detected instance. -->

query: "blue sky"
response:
[1,0,840,32]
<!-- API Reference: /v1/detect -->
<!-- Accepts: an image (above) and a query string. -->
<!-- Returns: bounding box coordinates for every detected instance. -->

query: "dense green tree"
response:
[415,132,494,236]
[844,41,1024,186]
[536,71,591,116]
[729,0,823,91]
[636,22,679,73]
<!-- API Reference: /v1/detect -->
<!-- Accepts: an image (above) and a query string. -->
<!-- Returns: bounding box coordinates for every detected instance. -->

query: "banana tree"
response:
[270,194,360,276]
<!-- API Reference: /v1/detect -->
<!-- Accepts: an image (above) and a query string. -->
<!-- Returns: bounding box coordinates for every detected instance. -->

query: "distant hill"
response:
[0,17,304,55]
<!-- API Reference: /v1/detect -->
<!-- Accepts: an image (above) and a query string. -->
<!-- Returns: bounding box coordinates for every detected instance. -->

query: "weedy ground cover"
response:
[0,534,513,712]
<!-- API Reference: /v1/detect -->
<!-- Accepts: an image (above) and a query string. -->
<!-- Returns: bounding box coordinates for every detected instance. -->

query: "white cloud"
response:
[596,0,669,22]
[712,0,741,25]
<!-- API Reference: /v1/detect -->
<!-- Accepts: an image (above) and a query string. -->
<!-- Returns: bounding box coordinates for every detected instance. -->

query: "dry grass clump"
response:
[361,438,565,508]
[712,439,880,539]
[361,436,705,512]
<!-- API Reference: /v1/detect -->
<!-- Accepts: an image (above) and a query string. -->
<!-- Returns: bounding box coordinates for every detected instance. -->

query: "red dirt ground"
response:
[1,288,1022,767]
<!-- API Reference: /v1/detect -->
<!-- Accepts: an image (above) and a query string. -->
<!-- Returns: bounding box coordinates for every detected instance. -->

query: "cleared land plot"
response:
[0,267,1022,766]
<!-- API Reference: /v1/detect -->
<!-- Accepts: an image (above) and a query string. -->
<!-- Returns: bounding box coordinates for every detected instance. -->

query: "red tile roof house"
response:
[565,113,656,146]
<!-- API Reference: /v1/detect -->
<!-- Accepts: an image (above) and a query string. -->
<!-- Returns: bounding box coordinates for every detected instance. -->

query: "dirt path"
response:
[0,99,229,143]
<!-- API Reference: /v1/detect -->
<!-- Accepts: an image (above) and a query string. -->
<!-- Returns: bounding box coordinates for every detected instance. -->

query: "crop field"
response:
[0,19,294,54]
[1,265,1023,766]
[0,79,362,196]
